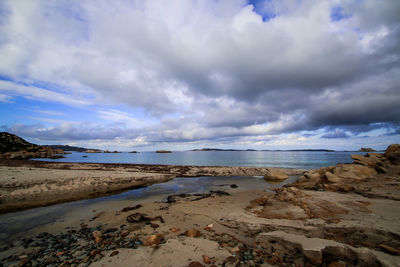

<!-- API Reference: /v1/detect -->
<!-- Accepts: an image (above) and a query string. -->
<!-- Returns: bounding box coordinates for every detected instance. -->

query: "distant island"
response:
[358,147,376,152]
[192,148,335,152]
[156,150,172,153]
[47,145,89,152]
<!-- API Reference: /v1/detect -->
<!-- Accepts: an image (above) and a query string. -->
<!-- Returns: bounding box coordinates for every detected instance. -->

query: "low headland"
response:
[0,132,399,266]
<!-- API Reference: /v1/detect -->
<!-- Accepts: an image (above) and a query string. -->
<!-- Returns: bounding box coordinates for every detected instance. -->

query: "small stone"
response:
[379,244,400,255]
[56,251,65,256]
[94,254,102,261]
[142,234,164,246]
[230,246,240,253]
[121,230,130,237]
[151,223,159,229]
[92,231,103,244]
[187,261,204,267]
[110,250,119,257]
[184,229,201,237]
[82,256,90,263]
[90,249,101,256]
[224,256,239,267]
[170,227,180,233]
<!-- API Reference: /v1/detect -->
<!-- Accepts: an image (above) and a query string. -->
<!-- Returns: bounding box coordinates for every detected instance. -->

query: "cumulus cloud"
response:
[0,0,399,148]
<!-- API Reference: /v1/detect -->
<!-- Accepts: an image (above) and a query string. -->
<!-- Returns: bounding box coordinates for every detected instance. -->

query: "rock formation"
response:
[0,132,65,160]
[294,144,400,193]
[263,169,289,181]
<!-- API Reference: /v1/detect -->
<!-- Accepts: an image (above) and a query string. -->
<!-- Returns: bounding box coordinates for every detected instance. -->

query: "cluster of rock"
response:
[295,144,400,191]
[0,132,65,160]
[0,223,143,267]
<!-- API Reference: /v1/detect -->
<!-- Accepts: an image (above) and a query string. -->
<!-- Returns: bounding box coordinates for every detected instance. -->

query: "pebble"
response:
[0,223,144,267]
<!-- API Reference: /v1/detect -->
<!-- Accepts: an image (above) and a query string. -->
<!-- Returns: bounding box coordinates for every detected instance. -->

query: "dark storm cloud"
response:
[321,129,350,139]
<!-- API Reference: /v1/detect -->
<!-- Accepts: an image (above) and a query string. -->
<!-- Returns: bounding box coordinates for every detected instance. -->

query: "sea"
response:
[35,150,369,170]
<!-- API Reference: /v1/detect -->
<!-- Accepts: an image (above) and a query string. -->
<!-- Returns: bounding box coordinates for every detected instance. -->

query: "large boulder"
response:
[333,164,377,180]
[264,169,289,182]
[384,144,400,162]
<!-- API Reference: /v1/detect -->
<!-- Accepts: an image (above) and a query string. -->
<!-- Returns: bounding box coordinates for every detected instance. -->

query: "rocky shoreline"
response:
[0,145,399,266]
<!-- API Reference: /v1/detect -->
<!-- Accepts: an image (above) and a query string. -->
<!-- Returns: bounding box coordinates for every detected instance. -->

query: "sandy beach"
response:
[0,145,399,266]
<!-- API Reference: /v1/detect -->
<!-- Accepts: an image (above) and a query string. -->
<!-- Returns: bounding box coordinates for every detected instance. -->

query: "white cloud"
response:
[0,80,91,106]
[0,93,14,103]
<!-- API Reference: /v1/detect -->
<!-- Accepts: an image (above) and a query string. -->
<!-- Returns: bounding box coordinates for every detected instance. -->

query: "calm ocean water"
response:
[36,150,368,169]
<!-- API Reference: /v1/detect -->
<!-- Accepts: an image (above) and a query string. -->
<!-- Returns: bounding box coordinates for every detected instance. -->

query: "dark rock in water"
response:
[121,204,143,212]
[230,184,238,188]
[82,155,88,158]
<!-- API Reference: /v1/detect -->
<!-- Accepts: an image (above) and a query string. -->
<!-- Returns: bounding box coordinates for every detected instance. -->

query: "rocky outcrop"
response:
[0,132,39,153]
[0,132,65,160]
[294,144,400,193]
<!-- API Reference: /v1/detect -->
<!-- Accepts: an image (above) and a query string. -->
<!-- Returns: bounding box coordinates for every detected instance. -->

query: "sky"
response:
[0,0,399,151]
